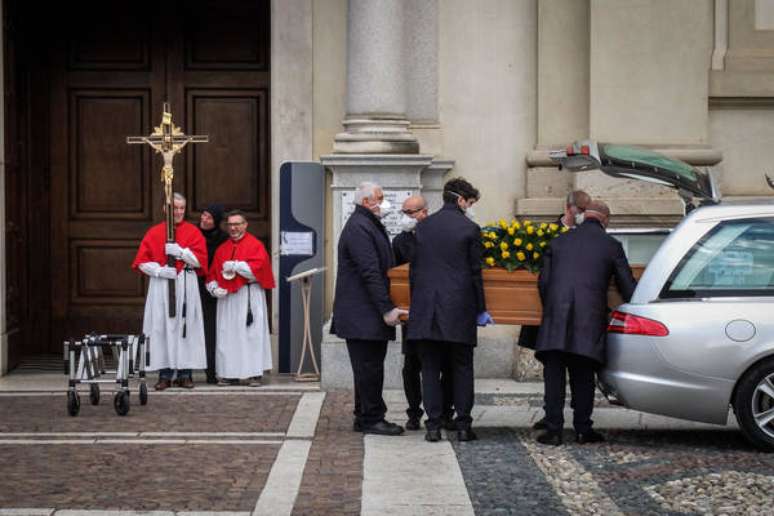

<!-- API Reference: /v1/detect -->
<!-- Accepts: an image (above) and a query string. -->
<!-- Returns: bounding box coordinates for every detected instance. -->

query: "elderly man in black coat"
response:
[535,200,637,445]
[408,178,493,442]
[332,181,407,436]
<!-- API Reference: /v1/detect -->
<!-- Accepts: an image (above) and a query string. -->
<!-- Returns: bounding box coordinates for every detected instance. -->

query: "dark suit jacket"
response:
[331,205,396,341]
[535,219,636,364]
[407,203,486,345]
[392,230,416,266]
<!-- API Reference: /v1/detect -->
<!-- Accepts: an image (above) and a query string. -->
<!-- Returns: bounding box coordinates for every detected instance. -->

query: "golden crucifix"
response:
[127,103,208,317]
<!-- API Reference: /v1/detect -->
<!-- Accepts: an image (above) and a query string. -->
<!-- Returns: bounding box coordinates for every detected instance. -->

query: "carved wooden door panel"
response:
[43,0,270,352]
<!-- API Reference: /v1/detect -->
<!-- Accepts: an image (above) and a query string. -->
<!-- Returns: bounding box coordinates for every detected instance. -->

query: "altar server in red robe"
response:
[206,210,275,386]
[132,192,209,391]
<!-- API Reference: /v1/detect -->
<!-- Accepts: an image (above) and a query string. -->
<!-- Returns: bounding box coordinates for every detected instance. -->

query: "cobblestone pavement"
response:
[1,378,774,515]
[292,392,363,516]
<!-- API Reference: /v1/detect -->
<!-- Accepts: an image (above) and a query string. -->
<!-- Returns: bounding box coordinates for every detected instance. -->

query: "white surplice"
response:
[141,269,207,370]
[215,282,272,379]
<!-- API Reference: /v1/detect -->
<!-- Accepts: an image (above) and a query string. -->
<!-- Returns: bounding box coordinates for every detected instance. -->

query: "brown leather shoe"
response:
[179,377,194,389]
[154,379,172,391]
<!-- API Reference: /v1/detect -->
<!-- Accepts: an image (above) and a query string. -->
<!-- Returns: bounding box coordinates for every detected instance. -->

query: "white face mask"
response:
[376,199,392,219]
[400,215,417,232]
[464,206,476,221]
[574,212,585,226]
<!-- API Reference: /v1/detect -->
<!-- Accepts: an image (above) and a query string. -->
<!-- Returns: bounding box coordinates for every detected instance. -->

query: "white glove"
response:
[212,287,228,299]
[206,281,219,294]
[157,265,178,279]
[138,262,161,278]
[223,261,236,273]
[383,307,409,327]
[165,242,183,258]
[234,261,255,281]
[179,247,200,268]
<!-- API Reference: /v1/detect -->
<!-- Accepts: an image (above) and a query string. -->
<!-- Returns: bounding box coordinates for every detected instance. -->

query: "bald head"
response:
[584,200,611,227]
[402,195,428,222]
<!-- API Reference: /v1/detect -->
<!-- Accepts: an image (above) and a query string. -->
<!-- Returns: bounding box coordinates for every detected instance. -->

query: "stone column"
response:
[333,0,419,154]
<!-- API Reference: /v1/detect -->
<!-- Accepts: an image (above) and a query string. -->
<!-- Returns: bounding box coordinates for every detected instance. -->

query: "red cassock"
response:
[131,221,208,276]
[208,233,275,292]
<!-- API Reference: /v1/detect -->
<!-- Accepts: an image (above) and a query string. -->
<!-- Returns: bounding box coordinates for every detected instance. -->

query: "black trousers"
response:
[541,351,596,433]
[198,281,218,382]
[417,340,474,431]
[403,346,454,420]
[346,339,388,426]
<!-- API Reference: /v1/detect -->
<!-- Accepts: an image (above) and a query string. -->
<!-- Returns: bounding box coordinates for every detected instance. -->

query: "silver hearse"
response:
[552,141,774,451]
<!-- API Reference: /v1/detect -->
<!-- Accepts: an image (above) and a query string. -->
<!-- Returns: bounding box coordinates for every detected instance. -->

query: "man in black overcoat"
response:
[407,178,493,442]
[535,201,637,445]
[393,195,455,431]
[519,190,590,429]
[196,204,228,385]
[332,181,407,436]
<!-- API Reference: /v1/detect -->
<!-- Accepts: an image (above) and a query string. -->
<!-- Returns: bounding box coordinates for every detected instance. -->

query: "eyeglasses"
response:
[401,208,424,215]
[226,222,246,227]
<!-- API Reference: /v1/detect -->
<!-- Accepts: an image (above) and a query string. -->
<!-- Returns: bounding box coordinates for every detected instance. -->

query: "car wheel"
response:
[734,358,774,452]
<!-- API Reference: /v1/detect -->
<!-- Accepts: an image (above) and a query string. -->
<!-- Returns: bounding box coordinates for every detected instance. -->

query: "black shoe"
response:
[425,429,442,442]
[362,420,404,436]
[457,428,478,442]
[576,430,605,444]
[405,417,421,431]
[532,417,547,430]
[441,416,457,431]
[536,431,563,446]
[206,376,218,385]
[353,419,363,432]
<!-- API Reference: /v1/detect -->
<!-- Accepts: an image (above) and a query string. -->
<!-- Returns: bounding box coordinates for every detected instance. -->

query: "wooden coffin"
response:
[387,263,645,326]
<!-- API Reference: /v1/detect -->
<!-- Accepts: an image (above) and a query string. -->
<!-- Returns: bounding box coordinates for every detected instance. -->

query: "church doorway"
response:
[4,0,271,367]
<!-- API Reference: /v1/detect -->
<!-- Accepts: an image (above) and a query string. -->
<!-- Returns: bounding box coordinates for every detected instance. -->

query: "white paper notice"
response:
[340,190,413,239]
[280,231,314,256]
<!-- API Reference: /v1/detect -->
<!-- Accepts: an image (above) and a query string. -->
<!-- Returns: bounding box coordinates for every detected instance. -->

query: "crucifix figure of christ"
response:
[127,102,208,317]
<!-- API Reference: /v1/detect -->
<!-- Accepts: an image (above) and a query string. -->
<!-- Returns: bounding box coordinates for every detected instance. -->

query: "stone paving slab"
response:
[0,443,278,512]
[0,394,299,433]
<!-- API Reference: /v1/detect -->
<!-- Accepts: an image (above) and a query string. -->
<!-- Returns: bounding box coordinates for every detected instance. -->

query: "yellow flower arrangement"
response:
[480,217,566,273]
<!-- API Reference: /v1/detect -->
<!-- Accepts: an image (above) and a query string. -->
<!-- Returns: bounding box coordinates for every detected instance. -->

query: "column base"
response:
[333,116,420,154]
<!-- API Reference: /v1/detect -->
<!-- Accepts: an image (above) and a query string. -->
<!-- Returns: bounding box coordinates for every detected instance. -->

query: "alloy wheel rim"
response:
[751,373,774,440]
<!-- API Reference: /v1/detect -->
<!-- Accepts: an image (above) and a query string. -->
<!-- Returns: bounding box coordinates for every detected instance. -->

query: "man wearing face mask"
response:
[534,201,636,446]
[393,196,455,431]
[519,189,591,429]
[332,181,408,436]
[407,178,493,442]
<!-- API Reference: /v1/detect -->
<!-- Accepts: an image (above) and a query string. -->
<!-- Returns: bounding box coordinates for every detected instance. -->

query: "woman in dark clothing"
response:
[196,204,228,384]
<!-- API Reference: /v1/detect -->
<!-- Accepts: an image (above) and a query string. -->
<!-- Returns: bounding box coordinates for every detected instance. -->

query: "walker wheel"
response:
[89,383,100,405]
[67,391,80,417]
[139,382,148,405]
[114,391,130,416]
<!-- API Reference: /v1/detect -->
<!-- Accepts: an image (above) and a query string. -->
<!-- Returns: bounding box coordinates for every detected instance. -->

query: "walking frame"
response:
[64,334,150,416]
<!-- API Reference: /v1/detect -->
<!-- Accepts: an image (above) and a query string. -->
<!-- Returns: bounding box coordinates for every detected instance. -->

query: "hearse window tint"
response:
[661,218,774,298]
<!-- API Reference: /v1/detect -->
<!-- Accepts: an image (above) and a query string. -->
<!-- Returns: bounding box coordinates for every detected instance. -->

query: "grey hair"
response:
[173,192,187,203]
[354,182,380,205]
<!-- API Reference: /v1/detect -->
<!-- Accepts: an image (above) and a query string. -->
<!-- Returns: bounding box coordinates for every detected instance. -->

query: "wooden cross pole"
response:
[127,102,208,317]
